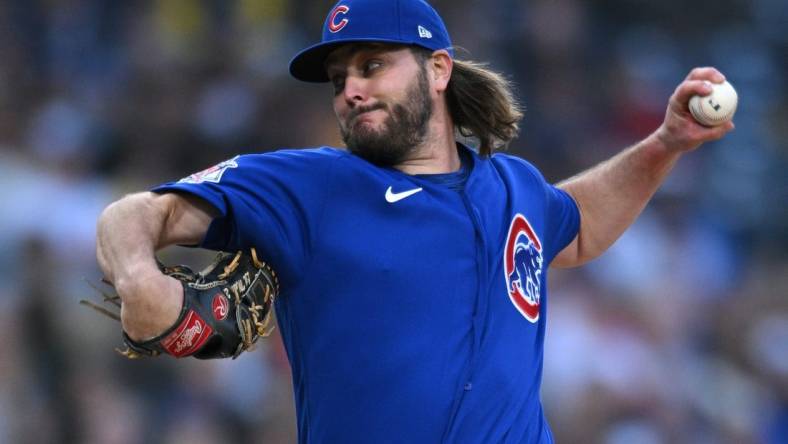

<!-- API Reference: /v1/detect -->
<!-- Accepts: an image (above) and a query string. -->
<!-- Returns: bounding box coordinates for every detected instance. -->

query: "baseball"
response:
[688,80,738,127]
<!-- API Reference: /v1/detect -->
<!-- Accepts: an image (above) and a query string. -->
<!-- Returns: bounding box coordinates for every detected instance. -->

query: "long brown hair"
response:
[446,58,523,156]
[410,47,523,156]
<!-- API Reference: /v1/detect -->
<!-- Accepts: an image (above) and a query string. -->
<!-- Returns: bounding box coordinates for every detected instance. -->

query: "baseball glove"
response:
[82,249,278,360]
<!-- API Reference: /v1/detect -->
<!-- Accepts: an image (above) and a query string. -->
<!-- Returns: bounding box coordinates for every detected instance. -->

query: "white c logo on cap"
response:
[328,5,350,33]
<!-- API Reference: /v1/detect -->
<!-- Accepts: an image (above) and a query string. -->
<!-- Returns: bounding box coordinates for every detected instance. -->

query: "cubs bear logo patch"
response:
[503,213,544,323]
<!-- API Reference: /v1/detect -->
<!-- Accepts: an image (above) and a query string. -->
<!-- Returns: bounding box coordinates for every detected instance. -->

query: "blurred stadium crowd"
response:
[0,0,785,443]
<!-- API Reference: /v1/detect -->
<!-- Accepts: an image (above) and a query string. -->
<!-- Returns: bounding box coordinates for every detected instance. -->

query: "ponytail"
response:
[446,59,524,156]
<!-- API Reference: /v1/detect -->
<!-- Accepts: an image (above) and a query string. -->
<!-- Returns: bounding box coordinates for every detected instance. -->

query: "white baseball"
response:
[688,80,738,127]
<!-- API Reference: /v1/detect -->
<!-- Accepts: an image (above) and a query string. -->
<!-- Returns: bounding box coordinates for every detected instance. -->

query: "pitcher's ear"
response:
[429,50,453,92]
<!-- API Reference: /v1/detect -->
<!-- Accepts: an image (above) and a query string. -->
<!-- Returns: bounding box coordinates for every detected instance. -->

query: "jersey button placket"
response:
[442,194,488,442]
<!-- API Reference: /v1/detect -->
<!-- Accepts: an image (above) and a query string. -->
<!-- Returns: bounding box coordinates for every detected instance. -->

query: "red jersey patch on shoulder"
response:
[178,156,239,184]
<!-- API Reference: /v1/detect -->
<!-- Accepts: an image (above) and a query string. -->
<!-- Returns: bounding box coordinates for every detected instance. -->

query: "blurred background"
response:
[0,0,785,443]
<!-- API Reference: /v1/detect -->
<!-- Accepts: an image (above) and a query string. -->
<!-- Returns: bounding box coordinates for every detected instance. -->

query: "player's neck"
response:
[393,110,460,175]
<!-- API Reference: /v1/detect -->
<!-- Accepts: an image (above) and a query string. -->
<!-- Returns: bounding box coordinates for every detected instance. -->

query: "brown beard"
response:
[340,65,433,167]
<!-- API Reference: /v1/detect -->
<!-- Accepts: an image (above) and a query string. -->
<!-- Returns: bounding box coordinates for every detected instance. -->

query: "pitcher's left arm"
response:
[552,67,734,268]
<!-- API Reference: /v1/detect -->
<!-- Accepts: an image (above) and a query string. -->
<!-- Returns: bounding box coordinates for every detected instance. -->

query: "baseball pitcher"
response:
[94,0,734,442]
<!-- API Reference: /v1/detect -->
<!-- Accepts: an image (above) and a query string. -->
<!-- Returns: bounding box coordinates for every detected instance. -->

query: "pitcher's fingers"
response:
[684,66,726,83]
[699,120,735,141]
[673,80,714,105]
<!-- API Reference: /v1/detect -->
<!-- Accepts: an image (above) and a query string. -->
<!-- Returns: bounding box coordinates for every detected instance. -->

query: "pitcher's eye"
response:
[363,60,383,75]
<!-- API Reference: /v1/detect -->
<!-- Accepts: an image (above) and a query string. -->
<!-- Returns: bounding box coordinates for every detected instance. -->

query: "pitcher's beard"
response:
[341,67,433,167]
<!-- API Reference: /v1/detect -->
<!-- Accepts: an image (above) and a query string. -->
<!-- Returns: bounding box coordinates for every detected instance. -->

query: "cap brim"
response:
[289,38,421,83]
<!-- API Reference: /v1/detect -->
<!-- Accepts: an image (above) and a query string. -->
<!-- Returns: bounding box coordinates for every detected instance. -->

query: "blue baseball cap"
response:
[289,0,453,82]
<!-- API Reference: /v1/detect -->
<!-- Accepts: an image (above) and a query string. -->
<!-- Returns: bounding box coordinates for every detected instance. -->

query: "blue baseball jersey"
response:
[154,145,579,443]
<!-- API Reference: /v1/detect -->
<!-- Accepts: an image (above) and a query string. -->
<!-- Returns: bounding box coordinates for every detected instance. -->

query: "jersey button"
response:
[464,382,473,391]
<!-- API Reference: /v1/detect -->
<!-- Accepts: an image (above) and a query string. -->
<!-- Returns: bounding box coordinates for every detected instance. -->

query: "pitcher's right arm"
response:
[96,192,218,341]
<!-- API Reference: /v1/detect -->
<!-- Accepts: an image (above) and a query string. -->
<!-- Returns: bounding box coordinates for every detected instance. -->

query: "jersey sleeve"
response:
[151,148,340,285]
[499,154,580,264]
[542,184,580,263]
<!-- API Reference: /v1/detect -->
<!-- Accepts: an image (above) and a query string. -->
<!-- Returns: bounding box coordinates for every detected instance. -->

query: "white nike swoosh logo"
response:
[385,186,423,203]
